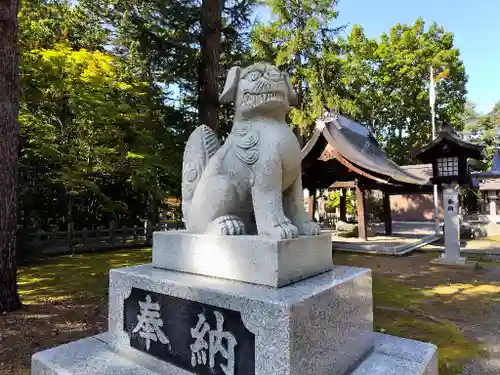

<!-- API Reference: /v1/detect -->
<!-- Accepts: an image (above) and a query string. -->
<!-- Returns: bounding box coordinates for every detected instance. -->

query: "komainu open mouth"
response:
[241,92,286,108]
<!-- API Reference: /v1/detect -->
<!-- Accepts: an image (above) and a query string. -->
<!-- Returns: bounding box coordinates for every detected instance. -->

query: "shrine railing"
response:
[20,220,185,257]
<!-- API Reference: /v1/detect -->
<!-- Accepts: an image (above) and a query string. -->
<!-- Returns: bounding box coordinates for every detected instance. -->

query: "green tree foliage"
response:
[79,0,257,135]
[464,102,500,168]
[19,43,174,229]
[325,190,383,222]
[462,100,481,128]
[341,20,467,163]
[17,0,258,244]
[252,15,467,163]
[19,0,108,51]
[251,0,344,142]
[17,0,473,253]
[17,1,187,237]
[324,190,354,215]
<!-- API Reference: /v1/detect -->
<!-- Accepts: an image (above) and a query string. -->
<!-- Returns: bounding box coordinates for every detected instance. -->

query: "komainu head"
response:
[220,63,297,118]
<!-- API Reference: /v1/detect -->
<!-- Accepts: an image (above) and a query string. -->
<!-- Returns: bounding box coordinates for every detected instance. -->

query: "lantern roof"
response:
[415,122,483,163]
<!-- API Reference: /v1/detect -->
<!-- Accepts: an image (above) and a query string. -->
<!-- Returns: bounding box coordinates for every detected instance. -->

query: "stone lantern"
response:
[415,122,483,266]
[487,191,499,216]
[472,148,500,220]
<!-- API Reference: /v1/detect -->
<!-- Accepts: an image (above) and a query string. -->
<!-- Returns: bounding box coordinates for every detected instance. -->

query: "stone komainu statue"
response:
[181,63,320,239]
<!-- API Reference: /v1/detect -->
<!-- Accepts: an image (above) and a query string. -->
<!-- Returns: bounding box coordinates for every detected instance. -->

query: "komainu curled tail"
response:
[181,125,221,224]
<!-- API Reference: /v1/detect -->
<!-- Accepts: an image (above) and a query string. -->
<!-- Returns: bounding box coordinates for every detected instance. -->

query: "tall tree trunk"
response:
[293,0,304,148]
[198,0,222,132]
[0,0,22,312]
[147,192,159,227]
[292,52,304,148]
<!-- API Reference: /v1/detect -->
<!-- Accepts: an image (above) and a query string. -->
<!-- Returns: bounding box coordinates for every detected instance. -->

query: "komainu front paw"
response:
[296,221,321,236]
[206,215,245,235]
[267,217,299,239]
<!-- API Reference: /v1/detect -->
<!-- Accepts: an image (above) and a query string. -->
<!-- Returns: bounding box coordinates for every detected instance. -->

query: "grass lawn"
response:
[0,248,153,375]
[486,235,500,242]
[1,248,498,375]
[334,251,500,374]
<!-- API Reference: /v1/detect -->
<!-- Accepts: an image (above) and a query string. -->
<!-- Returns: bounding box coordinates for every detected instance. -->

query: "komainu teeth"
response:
[242,93,251,106]
[241,90,288,109]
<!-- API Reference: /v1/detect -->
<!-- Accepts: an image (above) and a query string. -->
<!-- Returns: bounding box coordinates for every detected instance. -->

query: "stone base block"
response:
[152,230,333,287]
[31,332,437,375]
[430,255,477,268]
[349,333,438,375]
[108,264,373,375]
[31,333,163,375]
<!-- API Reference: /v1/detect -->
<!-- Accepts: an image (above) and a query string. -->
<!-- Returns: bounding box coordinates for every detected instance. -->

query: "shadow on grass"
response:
[18,247,152,305]
[373,277,489,374]
[8,248,500,375]
[375,309,485,375]
[0,299,110,375]
[1,247,153,375]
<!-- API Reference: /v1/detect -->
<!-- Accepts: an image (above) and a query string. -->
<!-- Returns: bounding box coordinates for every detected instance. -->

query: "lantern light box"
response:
[415,122,483,186]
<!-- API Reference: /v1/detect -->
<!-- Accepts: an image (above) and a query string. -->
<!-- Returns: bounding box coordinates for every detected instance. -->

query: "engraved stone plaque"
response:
[124,287,255,375]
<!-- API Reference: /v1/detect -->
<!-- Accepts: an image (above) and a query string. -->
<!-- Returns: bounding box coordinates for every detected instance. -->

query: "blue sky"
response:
[256,0,499,115]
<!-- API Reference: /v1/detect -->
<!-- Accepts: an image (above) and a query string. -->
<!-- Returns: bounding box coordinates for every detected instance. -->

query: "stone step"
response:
[32,332,437,375]
[31,333,168,375]
[351,353,430,375]
[350,333,438,375]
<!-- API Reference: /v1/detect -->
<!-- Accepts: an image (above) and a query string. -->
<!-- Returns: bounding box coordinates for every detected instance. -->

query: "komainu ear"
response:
[220,66,241,104]
[284,73,298,106]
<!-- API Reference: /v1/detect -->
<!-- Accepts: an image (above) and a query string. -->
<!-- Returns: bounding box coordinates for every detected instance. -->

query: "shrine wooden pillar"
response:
[355,184,367,240]
[307,195,314,220]
[339,189,347,222]
[383,190,392,235]
[312,189,318,222]
[307,188,318,221]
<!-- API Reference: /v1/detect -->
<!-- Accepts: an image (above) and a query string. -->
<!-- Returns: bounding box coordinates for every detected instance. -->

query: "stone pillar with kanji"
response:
[439,184,463,264]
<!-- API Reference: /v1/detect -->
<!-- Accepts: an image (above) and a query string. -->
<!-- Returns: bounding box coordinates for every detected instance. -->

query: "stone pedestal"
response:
[108,264,373,375]
[490,199,497,216]
[152,231,333,287]
[31,232,438,375]
[432,184,475,268]
[443,184,460,259]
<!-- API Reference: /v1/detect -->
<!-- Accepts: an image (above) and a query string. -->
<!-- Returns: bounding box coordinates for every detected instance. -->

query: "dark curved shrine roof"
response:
[472,148,500,190]
[301,113,429,189]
